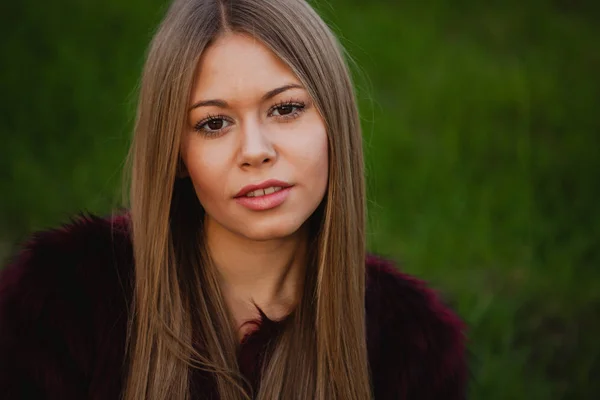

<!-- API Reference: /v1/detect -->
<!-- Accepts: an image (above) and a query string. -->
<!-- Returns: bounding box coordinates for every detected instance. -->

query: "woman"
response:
[0,0,467,399]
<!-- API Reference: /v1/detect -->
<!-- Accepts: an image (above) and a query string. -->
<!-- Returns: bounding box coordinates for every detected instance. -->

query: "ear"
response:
[176,158,189,178]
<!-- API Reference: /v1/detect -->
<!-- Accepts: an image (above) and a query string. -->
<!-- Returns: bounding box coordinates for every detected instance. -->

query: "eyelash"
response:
[193,99,307,136]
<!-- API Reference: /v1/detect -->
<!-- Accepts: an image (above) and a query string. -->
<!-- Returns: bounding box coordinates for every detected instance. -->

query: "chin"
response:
[238,220,304,242]
[227,211,308,241]
[205,205,318,243]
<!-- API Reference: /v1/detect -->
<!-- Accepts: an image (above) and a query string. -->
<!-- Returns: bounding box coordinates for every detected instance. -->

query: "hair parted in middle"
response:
[126,0,370,399]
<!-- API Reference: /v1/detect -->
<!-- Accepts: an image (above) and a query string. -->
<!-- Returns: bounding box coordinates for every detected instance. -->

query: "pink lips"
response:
[234,186,292,211]
[233,179,293,211]
[234,179,292,198]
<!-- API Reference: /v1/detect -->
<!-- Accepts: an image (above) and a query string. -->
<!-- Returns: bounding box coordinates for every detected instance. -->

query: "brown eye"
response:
[276,104,294,116]
[271,102,305,118]
[207,119,225,130]
[195,116,232,136]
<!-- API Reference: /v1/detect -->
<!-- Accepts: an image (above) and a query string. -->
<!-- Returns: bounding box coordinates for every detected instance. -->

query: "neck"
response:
[204,216,308,336]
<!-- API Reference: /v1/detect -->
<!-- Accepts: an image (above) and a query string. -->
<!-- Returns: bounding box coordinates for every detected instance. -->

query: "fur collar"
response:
[0,213,467,399]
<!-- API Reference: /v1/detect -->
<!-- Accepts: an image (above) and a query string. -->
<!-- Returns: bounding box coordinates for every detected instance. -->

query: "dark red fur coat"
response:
[0,213,468,399]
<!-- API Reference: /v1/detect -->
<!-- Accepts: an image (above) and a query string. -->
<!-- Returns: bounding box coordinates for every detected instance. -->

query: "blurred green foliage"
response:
[1,0,599,398]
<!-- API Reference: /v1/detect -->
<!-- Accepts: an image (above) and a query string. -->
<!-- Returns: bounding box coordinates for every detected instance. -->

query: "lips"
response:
[234,186,293,211]
[234,179,292,198]
[245,186,285,198]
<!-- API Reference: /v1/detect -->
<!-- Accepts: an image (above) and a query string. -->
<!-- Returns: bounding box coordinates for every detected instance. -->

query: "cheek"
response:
[313,129,329,187]
[292,123,329,189]
[181,137,227,205]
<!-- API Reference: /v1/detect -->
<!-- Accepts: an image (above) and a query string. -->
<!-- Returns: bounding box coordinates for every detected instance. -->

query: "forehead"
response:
[191,33,301,101]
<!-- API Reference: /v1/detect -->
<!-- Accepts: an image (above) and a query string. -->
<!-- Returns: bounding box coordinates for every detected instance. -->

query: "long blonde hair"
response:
[125,0,369,398]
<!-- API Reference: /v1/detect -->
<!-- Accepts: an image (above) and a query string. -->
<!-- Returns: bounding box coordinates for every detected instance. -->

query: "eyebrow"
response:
[189,83,304,111]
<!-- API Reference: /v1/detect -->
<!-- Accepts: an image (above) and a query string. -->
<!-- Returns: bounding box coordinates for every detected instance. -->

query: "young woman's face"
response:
[181,33,329,241]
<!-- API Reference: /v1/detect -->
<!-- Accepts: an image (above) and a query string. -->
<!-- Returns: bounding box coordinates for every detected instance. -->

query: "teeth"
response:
[245,186,282,198]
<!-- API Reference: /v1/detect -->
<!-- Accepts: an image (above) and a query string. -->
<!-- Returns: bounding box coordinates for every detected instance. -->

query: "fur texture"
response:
[0,214,467,399]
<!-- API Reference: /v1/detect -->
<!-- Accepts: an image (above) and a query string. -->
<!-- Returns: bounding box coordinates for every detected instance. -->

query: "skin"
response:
[180,33,329,341]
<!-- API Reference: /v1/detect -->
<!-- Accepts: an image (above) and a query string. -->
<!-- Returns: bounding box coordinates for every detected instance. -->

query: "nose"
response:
[237,119,276,168]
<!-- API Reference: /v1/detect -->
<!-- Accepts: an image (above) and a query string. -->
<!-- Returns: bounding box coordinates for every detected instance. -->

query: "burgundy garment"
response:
[0,213,468,399]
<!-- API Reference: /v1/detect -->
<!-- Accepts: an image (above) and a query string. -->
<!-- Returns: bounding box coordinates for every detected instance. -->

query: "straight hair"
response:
[125,0,370,398]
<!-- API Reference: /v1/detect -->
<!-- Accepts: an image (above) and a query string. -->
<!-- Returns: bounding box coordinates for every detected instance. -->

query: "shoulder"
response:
[365,254,468,400]
[0,212,133,309]
[0,212,133,398]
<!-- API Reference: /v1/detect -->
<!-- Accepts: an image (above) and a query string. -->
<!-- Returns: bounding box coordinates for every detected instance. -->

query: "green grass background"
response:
[1,0,599,398]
